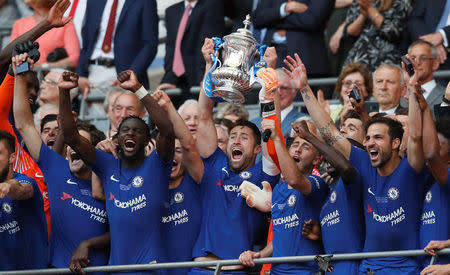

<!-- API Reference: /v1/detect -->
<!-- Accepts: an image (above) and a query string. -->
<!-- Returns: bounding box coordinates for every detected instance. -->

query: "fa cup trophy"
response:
[203,15,267,104]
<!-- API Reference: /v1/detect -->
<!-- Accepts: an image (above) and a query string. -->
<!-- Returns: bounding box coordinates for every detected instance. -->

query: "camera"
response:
[401,55,414,76]
[349,87,361,103]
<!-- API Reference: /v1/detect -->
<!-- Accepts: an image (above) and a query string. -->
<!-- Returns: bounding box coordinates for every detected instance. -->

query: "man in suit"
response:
[405,40,445,115]
[252,0,333,76]
[76,0,158,96]
[252,68,307,138]
[158,0,224,103]
[408,0,450,69]
[373,63,408,115]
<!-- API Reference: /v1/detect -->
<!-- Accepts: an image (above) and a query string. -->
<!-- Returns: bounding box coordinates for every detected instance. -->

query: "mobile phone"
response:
[401,55,414,76]
[16,61,29,74]
[349,87,361,103]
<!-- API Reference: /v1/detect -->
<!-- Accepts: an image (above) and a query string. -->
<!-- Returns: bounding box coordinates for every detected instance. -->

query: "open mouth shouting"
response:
[47,139,56,147]
[368,147,379,163]
[123,138,137,153]
[70,151,83,165]
[231,147,243,162]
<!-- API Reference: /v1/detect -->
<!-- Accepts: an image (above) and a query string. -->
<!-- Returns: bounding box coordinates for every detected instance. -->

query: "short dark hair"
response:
[342,110,362,123]
[436,117,450,143]
[117,115,150,139]
[0,130,15,154]
[41,114,58,132]
[76,120,106,147]
[286,137,295,149]
[231,120,261,145]
[364,116,404,143]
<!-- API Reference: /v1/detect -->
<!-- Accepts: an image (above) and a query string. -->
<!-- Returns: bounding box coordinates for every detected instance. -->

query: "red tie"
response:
[102,0,118,53]
[172,4,192,77]
[68,0,79,18]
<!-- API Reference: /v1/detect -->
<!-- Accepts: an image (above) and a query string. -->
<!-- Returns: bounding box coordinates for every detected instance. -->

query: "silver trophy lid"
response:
[226,15,257,44]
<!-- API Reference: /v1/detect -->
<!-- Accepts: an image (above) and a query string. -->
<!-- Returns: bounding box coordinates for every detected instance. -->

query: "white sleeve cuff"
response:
[262,155,280,176]
[280,3,289,18]
[439,29,448,47]
[441,102,450,107]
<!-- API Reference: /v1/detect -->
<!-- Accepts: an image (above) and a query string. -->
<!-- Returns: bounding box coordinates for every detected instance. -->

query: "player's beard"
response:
[373,148,392,169]
[0,166,9,183]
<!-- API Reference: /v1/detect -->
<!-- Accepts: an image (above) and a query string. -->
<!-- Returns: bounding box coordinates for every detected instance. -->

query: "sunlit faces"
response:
[41,120,59,148]
[39,70,61,106]
[340,118,364,143]
[408,43,439,84]
[170,139,186,180]
[373,67,404,110]
[288,136,321,175]
[340,72,367,103]
[278,74,297,110]
[216,125,228,153]
[117,118,149,159]
[67,130,91,175]
[180,103,199,139]
[226,126,261,172]
[363,123,400,168]
[113,93,142,127]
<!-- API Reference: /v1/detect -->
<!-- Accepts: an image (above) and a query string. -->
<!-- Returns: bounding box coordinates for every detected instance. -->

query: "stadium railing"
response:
[1,249,449,274]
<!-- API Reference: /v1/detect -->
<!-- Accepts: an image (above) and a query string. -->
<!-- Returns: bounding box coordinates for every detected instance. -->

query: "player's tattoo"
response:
[300,87,310,100]
[318,121,343,146]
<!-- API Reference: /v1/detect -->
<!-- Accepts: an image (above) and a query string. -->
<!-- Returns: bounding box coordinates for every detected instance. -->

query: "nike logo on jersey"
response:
[67,179,77,185]
[222,167,229,177]
[368,187,375,196]
[110,175,119,182]
[35,172,43,178]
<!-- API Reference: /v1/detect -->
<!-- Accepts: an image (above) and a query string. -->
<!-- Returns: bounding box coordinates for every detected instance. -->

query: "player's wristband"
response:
[260,101,276,118]
[135,86,148,100]
[442,95,450,105]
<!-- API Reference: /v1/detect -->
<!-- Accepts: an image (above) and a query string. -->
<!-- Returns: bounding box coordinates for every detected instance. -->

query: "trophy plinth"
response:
[210,15,260,104]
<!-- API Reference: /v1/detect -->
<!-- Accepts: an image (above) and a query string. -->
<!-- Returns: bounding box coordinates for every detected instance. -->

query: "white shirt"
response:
[185,0,197,13]
[63,0,87,46]
[421,79,437,100]
[281,104,294,122]
[379,105,399,115]
[90,0,126,60]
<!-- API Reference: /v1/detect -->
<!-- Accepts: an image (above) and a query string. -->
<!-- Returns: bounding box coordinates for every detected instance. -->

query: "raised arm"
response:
[12,53,42,160]
[196,38,218,158]
[116,70,174,162]
[262,119,312,195]
[293,120,356,183]
[59,72,97,165]
[283,54,351,158]
[402,57,425,172]
[152,90,204,183]
[0,0,71,81]
[0,179,33,200]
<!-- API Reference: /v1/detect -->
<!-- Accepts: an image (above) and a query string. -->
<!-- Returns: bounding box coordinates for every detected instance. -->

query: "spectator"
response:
[285,53,427,273]
[215,124,229,153]
[77,0,158,97]
[408,0,450,69]
[59,70,175,269]
[252,68,307,138]
[344,0,412,71]
[216,103,249,123]
[329,62,373,123]
[0,130,47,270]
[403,40,445,115]
[63,0,87,45]
[372,63,408,115]
[10,0,79,68]
[103,88,125,139]
[178,99,200,140]
[158,0,225,104]
[108,91,145,138]
[253,0,333,75]
[421,239,450,275]
[39,68,77,106]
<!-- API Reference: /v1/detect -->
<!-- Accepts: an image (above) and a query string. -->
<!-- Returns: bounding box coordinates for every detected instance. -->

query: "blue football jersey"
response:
[349,146,425,271]
[38,144,108,271]
[192,148,280,259]
[420,169,450,266]
[0,172,47,270]
[91,149,171,274]
[163,172,202,275]
[320,174,364,274]
[271,176,328,275]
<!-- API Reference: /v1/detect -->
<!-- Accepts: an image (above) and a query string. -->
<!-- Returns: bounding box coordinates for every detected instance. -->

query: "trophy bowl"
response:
[210,15,261,104]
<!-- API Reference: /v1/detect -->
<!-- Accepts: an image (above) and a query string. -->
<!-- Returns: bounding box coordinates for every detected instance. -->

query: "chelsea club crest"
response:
[240,171,252,179]
[330,191,337,203]
[288,194,296,206]
[387,187,399,200]
[174,192,184,203]
[425,190,432,203]
[2,202,12,214]
[132,176,144,188]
